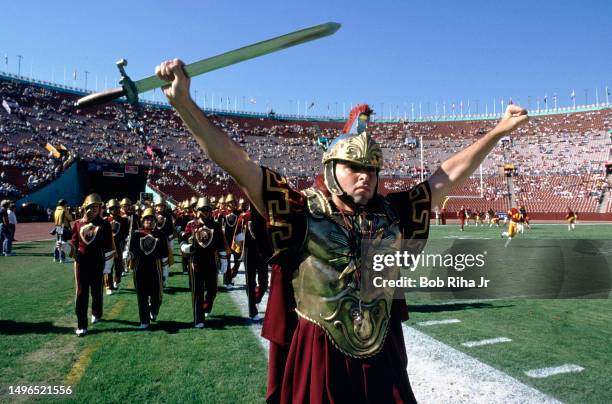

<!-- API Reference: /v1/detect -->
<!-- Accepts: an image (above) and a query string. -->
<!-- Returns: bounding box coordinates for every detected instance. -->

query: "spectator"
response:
[0,200,14,256]
[7,202,17,244]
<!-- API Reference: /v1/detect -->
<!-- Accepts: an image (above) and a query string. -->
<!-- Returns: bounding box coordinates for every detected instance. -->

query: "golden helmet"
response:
[196,197,212,211]
[83,193,103,209]
[107,198,120,209]
[321,105,382,197]
[189,196,198,207]
[321,131,383,170]
[224,193,235,203]
[120,197,132,206]
[141,207,156,220]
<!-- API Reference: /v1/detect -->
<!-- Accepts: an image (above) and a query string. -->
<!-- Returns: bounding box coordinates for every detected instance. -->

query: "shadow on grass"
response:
[408,302,514,313]
[218,285,246,293]
[203,315,253,330]
[7,252,55,257]
[13,244,47,250]
[0,320,73,335]
[163,286,191,294]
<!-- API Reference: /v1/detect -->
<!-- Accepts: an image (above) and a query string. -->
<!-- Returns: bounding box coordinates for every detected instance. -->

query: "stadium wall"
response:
[16,161,83,208]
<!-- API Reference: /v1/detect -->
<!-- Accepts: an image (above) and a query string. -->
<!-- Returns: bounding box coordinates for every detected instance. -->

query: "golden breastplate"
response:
[293,188,401,358]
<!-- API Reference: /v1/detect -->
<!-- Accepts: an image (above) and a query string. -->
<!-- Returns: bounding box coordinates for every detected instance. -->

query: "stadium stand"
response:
[2,74,611,216]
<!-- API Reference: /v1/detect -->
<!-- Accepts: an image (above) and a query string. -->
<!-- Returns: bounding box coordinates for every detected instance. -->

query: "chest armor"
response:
[294,188,402,358]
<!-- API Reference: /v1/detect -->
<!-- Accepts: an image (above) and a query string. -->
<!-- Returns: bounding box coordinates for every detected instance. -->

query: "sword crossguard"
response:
[116,59,139,106]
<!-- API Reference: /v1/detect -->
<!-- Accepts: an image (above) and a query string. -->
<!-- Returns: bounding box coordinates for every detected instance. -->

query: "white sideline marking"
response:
[417,319,461,326]
[404,326,560,403]
[461,336,512,348]
[525,364,585,379]
[226,264,270,354]
[228,264,558,403]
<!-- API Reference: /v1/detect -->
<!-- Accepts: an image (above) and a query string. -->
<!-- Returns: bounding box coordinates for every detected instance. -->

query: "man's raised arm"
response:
[427,104,529,208]
[156,59,264,215]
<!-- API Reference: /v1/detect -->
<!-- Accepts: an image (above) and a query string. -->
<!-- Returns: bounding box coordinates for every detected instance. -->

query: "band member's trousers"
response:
[74,258,104,330]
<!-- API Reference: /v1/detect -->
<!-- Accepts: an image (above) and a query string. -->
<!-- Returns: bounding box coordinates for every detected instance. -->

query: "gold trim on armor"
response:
[295,305,391,359]
[265,169,293,254]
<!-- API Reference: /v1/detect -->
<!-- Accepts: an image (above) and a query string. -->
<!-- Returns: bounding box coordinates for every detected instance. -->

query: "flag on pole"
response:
[249,98,256,104]
[4,54,7,65]
[570,90,575,99]
[308,102,315,110]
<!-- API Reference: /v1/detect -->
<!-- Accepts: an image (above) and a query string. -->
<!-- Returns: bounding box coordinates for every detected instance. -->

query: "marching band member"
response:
[124,207,169,329]
[58,193,114,337]
[180,197,227,328]
[105,199,129,294]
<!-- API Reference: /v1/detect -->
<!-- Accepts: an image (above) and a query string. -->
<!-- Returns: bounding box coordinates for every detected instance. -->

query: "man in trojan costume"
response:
[156,58,528,403]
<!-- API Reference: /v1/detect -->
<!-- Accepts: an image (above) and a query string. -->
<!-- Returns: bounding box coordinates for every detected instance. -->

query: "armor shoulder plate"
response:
[302,187,332,219]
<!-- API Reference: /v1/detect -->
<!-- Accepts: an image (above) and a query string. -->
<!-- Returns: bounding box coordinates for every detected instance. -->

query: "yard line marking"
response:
[461,336,512,348]
[64,342,101,386]
[62,279,130,388]
[525,364,585,378]
[226,265,270,354]
[417,319,461,326]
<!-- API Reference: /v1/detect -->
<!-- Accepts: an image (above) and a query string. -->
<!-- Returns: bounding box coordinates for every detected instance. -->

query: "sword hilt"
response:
[74,58,139,108]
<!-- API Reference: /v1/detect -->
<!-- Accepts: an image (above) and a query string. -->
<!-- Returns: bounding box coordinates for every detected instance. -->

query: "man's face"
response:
[198,209,212,219]
[86,205,100,221]
[334,162,377,205]
[109,207,120,216]
[143,217,155,230]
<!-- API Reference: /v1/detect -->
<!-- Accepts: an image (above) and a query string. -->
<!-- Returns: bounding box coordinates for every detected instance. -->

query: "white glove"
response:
[161,258,169,279]
[103,250,115,274]
[180,243,193,254]
[219,251,228,274]
[57,240,74,257]
[162,265,169,279]
[103,259,113,274]
[219,258,228,274]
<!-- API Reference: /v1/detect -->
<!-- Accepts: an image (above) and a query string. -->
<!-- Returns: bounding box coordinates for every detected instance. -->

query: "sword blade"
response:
[135,22,341,94]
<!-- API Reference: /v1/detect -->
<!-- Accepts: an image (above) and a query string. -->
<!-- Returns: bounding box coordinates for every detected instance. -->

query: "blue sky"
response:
[1,0,610,117]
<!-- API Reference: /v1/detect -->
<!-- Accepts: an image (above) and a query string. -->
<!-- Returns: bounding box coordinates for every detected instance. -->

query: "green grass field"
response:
[0,223,610,403]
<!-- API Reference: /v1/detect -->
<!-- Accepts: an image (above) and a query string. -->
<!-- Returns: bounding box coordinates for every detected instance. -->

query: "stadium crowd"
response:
[1,76,611,213]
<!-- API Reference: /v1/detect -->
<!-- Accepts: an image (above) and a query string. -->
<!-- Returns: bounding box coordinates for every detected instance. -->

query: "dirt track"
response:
[13,222,55,243]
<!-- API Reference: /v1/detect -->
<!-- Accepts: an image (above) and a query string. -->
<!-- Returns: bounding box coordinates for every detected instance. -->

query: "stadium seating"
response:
[2,75,611,214]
